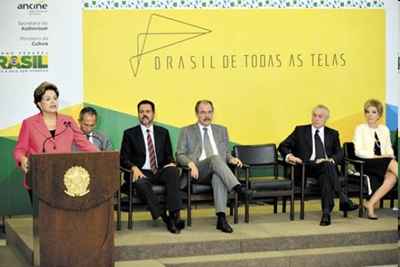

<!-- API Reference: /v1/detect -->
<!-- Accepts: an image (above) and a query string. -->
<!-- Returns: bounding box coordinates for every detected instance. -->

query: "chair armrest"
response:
[277,159,287,166]
[344,158,365,166]
[236,163,250,169]
[179,165,191,172]
[120,166,132,173]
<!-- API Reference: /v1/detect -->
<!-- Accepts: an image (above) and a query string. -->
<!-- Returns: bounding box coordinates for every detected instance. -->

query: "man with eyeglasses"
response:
[176,100,246,233]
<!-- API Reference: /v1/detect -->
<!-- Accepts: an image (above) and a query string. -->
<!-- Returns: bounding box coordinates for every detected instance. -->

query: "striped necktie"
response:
[147,129,157,173]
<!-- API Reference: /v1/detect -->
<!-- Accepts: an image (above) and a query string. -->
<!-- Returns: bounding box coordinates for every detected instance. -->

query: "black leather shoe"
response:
[167,217,180,234]
[161,214,180,234]
[175,219,186,230]
[320,214,331,226]
[339,200,359,212]
[216,217,233,233]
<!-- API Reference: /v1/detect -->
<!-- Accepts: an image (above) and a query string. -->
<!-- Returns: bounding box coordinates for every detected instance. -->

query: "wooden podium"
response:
[28,152,119,267]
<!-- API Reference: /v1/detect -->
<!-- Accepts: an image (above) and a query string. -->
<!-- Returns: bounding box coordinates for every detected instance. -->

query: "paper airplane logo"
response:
[129,13,212,77]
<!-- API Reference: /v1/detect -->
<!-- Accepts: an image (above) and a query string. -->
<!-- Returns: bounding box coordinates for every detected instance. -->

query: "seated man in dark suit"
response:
[120,100,184,234]
[278,105,358,226]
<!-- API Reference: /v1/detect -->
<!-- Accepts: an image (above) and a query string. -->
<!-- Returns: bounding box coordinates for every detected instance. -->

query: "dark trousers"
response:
[134,166,182,220]
[306,162,348,214]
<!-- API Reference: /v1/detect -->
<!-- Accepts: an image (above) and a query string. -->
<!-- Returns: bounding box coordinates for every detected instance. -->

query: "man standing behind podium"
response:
[75,107,113,151]
[120,100,184,234]
[176,100,244,233]
[278,105,358,226]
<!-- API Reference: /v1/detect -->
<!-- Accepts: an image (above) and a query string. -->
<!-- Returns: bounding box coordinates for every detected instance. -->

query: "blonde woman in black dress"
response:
[353,99,398,219]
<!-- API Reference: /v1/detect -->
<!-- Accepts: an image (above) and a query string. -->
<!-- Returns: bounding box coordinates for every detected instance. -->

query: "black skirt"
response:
[361,157,392,178]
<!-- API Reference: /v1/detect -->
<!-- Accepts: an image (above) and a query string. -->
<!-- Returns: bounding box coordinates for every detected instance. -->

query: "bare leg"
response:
[387,159,398,177]
[364,159,398,218]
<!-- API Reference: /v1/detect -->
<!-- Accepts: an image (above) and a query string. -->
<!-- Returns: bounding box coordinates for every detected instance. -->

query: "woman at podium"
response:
[13,81,97,197]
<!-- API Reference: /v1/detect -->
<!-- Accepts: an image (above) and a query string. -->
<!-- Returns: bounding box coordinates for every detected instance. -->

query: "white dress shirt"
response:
[198,123,219,161]
[353,123,394,159]
[310,125,325,161]
[87,132,94,144]
[140,124,158,170]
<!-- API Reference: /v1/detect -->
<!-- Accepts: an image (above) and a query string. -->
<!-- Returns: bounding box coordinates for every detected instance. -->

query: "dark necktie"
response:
[314,129,325,160]
[146,129,157,173]
[203,127,213,158]
[374,132,381,156]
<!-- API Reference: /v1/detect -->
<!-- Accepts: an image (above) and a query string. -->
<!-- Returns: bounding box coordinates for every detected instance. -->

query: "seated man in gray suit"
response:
[176,100,245,233]
[76,107,113,151]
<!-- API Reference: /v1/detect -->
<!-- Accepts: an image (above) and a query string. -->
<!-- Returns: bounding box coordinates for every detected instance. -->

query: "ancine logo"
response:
[17,1,48,10]
[129,13,211,77]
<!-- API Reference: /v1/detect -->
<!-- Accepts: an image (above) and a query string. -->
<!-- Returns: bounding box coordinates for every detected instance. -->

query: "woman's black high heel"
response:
[363,205,378,220]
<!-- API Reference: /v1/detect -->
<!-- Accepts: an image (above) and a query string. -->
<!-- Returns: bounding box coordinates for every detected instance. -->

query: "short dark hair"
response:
[33,81,59,111]
[79,106,98,121]
[195,100,214,113]
[137,100,155,112]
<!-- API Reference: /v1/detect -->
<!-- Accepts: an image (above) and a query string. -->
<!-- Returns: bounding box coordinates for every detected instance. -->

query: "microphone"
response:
[41,121,73,152]
[65,122,99,146]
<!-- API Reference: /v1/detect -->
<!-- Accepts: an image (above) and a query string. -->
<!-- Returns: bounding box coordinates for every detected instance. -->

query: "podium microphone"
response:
[41,121,72,152]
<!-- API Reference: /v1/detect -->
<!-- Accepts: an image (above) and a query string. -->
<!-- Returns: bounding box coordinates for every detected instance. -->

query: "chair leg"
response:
[300,165,305,220]
[282,198,287,213]
[390,196,394,208]
[187,190,192,227]
[229,204,234,216]
[234,193,238,224]
[290,167,295,221]
[1,216,5,234]
[244,196,249,223]
[290,192,295,221]
[343,210,348,218]
[273,198,278,214]
[128,181,133,229]
[359,172,364,218]
[358,198,364,218]
[379,199,384,209]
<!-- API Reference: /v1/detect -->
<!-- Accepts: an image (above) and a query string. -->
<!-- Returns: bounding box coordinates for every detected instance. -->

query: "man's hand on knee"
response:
[229,157,243,168]
[188,161,199,179]
[131,166,145,181]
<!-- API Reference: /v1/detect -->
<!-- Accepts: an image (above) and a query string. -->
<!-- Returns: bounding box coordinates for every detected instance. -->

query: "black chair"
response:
[296,160,350,220]
[118,167,185,230]
[343,142,369,217]
[343,142,397,217]
[181,166,239,227]
[233,144,295,223]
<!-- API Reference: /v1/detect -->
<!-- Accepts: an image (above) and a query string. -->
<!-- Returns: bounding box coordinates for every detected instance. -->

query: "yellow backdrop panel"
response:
[83,9,385,144]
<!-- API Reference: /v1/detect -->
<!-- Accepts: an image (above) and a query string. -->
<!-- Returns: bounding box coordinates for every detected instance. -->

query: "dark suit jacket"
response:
[120,125,175,171]
[278,124,343,164]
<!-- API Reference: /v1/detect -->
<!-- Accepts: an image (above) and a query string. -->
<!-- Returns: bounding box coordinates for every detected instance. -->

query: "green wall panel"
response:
[0,137,31,216]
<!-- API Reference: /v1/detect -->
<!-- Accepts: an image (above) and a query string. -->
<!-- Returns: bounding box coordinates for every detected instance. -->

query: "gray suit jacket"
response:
[72,130,113,152]
[176,123,233,166]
